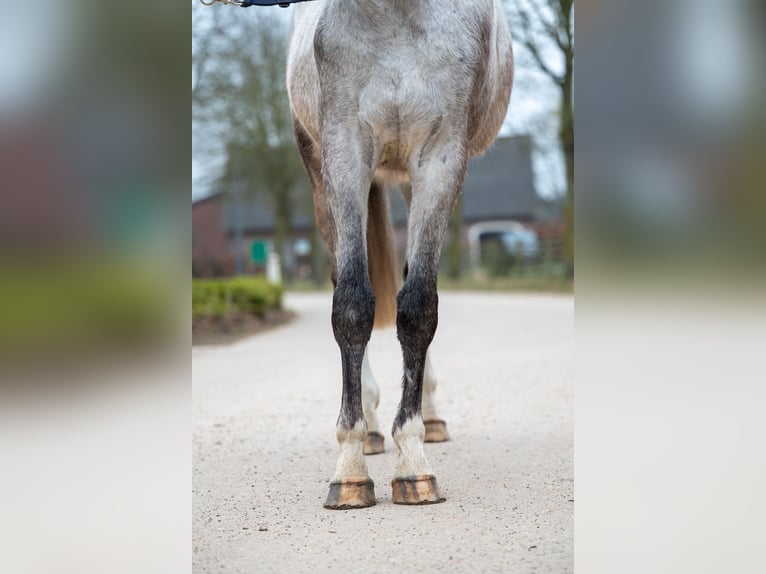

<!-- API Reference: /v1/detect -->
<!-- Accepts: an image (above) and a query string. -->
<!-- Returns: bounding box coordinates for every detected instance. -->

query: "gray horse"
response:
[287,0,513,509]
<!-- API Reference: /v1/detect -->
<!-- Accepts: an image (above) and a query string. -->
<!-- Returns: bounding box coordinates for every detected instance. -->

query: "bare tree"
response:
[506,0,574,275]
[193,8,308,279]
[192,3,223,110]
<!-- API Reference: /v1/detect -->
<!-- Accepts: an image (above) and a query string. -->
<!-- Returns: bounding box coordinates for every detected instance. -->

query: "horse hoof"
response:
[324,480,377,510]
[424,419,450,442]
[363,431,385,455]
[391,475,446,505]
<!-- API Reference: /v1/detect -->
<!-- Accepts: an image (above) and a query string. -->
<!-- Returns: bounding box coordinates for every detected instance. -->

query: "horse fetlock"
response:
[423,419,451,443]
[363,431,385,456]
[361,351,382,436]
[361,397,382,447]
[336,419,367,444]
[391,416,445,505]
[332,420,370,482]
[392,416,433,478]
[362,395,380,429]
[422,354,448,439]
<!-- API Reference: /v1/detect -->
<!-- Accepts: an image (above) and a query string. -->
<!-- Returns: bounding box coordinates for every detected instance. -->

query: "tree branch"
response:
[512,2,565,86]
[558,0,574,52]
[525,0,566,51]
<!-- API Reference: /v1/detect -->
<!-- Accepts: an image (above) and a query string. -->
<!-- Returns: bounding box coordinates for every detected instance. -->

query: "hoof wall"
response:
[424,419,450,442]
[391,475,446,505]
[364,431,385,455]
[324,480,376,510]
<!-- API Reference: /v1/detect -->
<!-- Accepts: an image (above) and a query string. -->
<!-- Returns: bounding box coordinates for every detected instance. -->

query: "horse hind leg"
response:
[362,350,385,455]
[422,352,450,443]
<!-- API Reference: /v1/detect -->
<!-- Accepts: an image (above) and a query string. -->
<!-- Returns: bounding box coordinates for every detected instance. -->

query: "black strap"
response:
[240,0,314,6]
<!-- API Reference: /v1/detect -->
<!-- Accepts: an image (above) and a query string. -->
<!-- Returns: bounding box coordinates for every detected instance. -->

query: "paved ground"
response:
[193,292,573,573]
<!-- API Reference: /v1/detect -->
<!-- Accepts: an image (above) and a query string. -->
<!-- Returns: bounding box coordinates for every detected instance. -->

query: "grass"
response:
[284,265,573,294]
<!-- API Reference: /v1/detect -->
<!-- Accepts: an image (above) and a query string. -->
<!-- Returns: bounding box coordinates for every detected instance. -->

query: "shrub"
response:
[192,277,282,319]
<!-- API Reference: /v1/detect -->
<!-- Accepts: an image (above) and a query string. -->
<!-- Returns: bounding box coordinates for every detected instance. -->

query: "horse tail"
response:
[367,182,399,329]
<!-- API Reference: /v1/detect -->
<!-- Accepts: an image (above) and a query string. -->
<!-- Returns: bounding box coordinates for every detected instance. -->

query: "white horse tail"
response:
[367,182,398,329]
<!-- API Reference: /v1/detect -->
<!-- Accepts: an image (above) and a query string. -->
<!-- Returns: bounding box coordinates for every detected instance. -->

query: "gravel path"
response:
[193,292,573,573]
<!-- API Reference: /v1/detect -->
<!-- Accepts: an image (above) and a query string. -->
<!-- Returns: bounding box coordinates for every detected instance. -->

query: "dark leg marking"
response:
[392,273,438,434]
[332,256,376,431]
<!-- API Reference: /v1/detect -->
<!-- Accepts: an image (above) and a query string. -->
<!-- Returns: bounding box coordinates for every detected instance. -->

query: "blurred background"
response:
[577,0,766,292]
[576,2,766,573]
[192,0,574,296]
[0,0,186,372]
[0,2,188,574]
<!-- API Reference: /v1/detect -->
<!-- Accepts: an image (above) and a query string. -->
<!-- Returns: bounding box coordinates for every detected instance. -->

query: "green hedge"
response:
[192,277,283,319]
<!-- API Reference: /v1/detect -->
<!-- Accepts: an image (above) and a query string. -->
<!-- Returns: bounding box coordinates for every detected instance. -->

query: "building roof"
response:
[389,135,537,225]
[463,135,537,220]
[220,184,314,234]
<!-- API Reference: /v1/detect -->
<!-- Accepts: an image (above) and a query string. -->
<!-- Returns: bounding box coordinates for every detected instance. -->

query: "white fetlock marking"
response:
[332,420,370,482]
[422,352,439,422]
[393,415,434,478]
[361,351,381,435]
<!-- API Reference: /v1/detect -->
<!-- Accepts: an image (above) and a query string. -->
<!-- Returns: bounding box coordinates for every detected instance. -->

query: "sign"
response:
[251,240,268,265]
